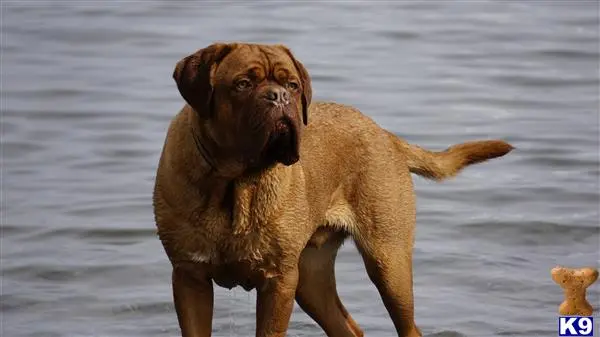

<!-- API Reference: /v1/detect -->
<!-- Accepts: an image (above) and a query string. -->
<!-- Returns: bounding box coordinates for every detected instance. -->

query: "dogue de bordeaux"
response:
[152,42,513,337]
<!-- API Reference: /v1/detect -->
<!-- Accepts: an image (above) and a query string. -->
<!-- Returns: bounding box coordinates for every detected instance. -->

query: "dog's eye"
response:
[235,79,252,91]
[286,81,299,91]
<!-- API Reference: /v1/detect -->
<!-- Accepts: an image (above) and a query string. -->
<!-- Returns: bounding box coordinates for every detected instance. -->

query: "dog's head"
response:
[173,42,312,170]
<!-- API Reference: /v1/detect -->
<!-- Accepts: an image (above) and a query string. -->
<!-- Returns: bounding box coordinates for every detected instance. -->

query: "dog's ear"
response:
[173,43,235,118]
[279,46,312,126]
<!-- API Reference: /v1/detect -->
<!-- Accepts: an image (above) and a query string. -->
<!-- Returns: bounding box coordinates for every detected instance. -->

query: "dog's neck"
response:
[186,109,247,182]
[182,108,294,231]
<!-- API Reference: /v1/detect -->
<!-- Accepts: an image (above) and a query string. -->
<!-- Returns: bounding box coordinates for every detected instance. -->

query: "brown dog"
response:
[153,42,513,337]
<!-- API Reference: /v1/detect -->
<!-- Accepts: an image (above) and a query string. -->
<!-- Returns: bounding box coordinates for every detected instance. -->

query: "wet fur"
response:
[153,43,513,337]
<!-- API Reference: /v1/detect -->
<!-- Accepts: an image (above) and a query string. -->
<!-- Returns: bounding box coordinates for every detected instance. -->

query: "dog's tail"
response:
[385,130,513,181]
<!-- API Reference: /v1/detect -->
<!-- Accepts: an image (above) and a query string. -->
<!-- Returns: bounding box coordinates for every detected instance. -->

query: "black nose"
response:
[264,87,289,103]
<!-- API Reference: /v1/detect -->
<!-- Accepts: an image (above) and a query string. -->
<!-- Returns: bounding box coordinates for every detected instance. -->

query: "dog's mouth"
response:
[264,117,299,166]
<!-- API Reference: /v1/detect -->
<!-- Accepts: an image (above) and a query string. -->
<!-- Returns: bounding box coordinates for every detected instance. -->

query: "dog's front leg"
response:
[172,266,214,337]
[255,267,299,337]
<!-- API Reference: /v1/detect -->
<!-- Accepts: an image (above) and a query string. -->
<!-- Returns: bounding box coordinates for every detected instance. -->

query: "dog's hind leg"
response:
[351,166,422,337]
[295,236,363,337]
[354,212,422,337]
[357,240,421,337]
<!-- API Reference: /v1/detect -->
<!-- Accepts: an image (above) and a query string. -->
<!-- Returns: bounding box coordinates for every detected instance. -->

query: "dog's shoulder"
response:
[302,101,390,169]
[307,101,382,138]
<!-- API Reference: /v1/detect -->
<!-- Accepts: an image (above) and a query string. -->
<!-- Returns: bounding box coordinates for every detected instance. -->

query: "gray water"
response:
[2,1,599,337]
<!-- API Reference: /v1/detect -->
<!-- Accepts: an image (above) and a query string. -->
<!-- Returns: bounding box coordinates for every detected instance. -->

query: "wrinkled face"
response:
[173,43,312,170]
[212,45,306,167]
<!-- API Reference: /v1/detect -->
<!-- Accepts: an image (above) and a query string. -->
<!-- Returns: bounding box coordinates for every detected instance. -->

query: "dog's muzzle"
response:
[266,116,299,166]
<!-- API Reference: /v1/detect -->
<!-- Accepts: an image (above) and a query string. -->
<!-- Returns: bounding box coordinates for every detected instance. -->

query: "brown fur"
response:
[153,42,513,337]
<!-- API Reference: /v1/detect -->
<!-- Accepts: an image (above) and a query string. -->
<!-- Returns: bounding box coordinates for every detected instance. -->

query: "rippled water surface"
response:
[2,2,599,337]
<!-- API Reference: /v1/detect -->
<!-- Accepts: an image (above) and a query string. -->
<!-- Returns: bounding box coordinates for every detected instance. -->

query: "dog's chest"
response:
[167,169,293,290]
[210,260,279,291]
[180,215,281,290]
[186,237,280,291]
[182,210,272,260]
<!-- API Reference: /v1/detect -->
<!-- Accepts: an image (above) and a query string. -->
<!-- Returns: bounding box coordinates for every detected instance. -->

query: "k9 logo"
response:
[559,317,594,336]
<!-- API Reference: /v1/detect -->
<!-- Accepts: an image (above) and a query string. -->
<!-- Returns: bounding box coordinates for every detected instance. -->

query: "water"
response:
[2,1,599,336]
